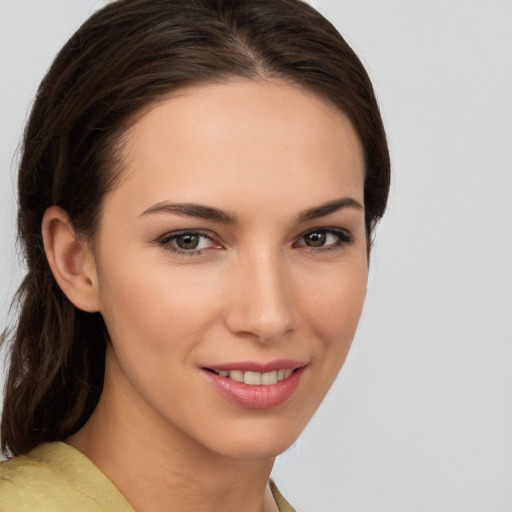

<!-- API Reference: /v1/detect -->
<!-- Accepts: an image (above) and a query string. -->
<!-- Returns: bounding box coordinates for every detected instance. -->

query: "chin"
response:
[195,414,309,460]
[213,436,297,461]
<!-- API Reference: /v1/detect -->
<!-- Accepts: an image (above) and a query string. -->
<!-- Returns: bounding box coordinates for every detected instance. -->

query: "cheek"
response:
[97,256,223,358]
[300,259,368,361]
[96,259,226,410]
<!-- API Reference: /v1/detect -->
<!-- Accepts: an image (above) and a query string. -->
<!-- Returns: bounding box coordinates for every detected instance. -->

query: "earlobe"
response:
[42,206,101,313]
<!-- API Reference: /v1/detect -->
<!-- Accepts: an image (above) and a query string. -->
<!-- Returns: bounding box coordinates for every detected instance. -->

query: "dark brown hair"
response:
[1,0,390,457]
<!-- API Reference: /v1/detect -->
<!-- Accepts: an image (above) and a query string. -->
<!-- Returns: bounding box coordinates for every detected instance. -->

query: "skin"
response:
[44,79,367,512]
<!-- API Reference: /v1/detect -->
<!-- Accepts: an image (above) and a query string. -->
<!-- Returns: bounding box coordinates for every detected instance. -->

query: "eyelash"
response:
[156,230,219,256]
[293,228,353,252]
[156,227,353,256]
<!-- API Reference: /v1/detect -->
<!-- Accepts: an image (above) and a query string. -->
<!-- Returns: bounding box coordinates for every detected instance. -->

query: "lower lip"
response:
[202,367,305,410]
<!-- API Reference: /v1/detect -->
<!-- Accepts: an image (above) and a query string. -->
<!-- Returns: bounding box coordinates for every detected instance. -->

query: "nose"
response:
[223,249,299,343]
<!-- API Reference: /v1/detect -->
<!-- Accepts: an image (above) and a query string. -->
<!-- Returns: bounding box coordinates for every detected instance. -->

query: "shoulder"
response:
[270,479,298,512]
[0,442,134,512]
[0,448,67,512]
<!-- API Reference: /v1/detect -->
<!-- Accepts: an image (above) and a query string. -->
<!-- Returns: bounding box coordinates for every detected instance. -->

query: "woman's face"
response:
[91,79,367,459]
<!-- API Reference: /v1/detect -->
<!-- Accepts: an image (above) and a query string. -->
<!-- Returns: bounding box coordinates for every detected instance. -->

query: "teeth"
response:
[213,368,295,385]
[244,371,262,385]
[261,370,277,385]
[229,370,244,383]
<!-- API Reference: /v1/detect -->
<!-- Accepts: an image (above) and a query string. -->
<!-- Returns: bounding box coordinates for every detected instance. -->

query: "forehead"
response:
[114,79,365,215]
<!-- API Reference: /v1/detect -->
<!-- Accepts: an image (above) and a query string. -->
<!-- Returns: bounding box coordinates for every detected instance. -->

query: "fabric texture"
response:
[0,441,296,512]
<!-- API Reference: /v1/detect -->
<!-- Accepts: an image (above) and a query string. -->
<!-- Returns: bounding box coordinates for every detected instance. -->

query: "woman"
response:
[0,0,390,510]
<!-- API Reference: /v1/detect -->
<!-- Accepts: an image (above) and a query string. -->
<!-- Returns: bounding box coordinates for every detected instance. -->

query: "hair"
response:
[1,0,390,457]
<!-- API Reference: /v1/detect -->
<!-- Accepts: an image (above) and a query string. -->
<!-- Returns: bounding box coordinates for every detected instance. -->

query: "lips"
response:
[201,360,306,409]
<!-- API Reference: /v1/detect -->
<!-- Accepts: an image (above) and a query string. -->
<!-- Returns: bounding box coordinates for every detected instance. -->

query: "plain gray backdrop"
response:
[1,1,511,511]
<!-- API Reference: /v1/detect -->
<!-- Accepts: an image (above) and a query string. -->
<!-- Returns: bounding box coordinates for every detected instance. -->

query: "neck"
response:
[67,352,277,512]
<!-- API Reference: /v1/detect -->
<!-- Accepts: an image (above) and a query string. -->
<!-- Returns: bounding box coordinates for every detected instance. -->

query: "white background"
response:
[1,1,511,511]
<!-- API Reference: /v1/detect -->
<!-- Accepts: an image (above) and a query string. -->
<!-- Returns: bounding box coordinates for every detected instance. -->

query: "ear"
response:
[42,206,101,313]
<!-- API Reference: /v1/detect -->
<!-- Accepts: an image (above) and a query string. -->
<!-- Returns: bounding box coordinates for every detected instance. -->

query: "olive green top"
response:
[0,441,296,512]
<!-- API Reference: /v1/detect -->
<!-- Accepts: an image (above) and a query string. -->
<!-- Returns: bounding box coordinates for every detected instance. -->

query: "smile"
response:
[202,362,306,409]
[210,369,293,385]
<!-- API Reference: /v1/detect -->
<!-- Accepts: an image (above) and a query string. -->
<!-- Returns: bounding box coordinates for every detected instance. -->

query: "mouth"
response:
[205,368,294,385]
[201,361,307,409]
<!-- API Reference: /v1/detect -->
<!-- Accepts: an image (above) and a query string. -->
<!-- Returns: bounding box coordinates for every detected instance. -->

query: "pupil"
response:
[177,234,199,250]
[306,232,326,247]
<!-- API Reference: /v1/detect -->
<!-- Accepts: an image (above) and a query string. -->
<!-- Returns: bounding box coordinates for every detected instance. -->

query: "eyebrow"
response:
[298,197,363,222]
[140,202,237,223]
[140,197,362,223]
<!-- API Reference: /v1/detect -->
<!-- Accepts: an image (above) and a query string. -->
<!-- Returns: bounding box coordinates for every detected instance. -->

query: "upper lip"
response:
[202,359,307,373]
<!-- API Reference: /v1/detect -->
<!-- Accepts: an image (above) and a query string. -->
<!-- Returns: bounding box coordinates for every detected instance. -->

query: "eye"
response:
[294,228,352,250]
[156,230,219,254]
